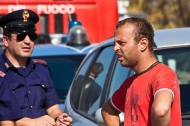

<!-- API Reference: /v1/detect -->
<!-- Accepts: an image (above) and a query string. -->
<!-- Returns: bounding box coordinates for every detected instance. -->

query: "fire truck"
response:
[0,0,119,43]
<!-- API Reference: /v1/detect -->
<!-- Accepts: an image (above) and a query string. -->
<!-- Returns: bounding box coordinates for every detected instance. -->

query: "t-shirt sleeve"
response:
[111,77,133,112]
[152,66,178,98]
[0,79,23,121]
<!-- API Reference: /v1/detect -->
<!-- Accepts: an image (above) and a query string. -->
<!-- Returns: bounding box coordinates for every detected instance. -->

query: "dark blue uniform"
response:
[0,52,59,118]
[0,76,23,121]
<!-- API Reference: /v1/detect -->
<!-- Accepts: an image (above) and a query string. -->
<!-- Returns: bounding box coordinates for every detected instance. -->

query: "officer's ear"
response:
[3,35,9,47]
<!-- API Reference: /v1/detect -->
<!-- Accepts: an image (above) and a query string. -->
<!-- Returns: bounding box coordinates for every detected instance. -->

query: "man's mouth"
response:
[22,47,31,51]
[117,54,123,60]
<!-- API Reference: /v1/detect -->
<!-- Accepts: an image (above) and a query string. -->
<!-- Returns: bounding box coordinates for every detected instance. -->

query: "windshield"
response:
[32,55,85,104]
[154,46,190,117]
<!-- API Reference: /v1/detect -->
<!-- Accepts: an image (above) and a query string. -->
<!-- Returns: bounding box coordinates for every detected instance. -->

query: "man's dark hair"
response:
[116,17,154,52]
[3,29,12,40]
[91,62,103,78]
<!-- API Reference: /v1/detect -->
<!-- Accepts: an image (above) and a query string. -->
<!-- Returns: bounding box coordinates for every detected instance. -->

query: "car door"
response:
[64,44,117,126]
[95,59,134,126]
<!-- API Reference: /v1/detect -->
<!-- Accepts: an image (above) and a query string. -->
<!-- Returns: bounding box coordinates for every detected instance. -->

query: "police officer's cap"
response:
[0,9,39,32]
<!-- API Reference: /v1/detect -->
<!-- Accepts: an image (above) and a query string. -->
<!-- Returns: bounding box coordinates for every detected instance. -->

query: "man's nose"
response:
[23,35,31,43]
[114,43,120,52]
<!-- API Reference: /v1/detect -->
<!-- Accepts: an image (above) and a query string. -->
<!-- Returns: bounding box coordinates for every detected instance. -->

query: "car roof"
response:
[154,27,190,48]
[31,43,98,57]
[91,27,190,50]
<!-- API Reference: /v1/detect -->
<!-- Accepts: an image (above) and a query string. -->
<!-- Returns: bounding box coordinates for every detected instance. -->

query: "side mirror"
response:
[95,108,124,126]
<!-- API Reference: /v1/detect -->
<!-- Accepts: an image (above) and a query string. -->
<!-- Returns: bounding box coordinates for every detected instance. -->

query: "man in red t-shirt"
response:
[101,17,182,126]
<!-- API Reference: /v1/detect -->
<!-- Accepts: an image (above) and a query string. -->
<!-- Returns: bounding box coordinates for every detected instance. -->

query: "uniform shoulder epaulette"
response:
[32,59,47,65]
[0,71,6,77]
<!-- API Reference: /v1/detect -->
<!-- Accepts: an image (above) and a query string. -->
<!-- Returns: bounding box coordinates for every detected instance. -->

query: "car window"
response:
[108,60,132,98]
[70,52,96,108]
[32,55,85,104]
[70,46,114,117]
[79,46,114,117]
[155,47,190,113]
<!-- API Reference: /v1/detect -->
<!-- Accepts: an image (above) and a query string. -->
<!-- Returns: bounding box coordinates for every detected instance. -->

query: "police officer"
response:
[0,9,72,126]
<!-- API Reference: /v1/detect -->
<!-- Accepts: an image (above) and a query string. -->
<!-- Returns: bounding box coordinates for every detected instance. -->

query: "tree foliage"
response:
[127,0,190,29]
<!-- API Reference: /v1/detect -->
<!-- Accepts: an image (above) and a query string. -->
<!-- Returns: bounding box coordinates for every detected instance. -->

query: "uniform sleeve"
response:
[111,77,133,112]
[43,67,59,108]
[0,79,23,121]
[152,66,178,98]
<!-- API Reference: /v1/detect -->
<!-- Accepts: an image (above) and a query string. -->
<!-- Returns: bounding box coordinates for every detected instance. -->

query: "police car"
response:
[31,24,98,108]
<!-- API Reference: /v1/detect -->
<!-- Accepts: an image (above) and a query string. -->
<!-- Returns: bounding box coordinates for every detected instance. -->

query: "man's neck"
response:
[133,54,158,74]
[5,51,27,67]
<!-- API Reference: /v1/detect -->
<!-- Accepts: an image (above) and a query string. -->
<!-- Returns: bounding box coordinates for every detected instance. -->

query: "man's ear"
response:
[3,35,9,47]
[139,38,148,52]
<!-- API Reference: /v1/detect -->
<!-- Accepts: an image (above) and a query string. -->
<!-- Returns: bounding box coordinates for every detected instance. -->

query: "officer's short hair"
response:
[91,62,103,78]
[0,9,39,33]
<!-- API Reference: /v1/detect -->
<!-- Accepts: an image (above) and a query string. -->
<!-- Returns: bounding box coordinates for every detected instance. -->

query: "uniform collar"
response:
[89,75,95,80]
[28,58,35,69]
[0,51,35,71]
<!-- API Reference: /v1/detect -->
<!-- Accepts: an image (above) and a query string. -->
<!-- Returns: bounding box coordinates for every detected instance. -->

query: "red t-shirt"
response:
[111,63,181,126]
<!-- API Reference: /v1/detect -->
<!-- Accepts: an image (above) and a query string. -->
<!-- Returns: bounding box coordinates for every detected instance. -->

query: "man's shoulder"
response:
[0,60,7,78]
[0,71,6,78]
[0,54,5,65]
[32,59,47,66]
[154,63,175,73]
[32,59,49,73]
[150,63,177,79]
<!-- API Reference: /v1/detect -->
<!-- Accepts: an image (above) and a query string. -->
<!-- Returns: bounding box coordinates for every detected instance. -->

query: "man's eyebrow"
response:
[115,39,125,43]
